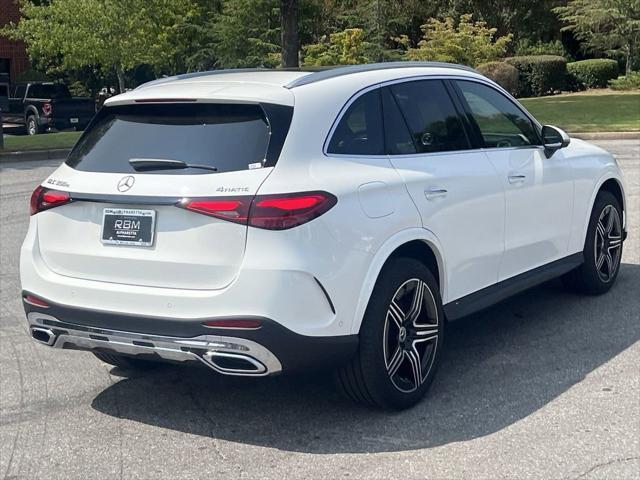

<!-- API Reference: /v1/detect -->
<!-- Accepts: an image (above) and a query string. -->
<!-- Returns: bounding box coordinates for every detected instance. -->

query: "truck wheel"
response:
[26,115,40,135]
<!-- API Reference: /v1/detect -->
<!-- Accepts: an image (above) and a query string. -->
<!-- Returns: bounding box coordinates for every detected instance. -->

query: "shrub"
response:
[476,62,519,95]
[399,14,512,67]
[515,39,567,57]
[609,71,640,90]
[302,29,372,66]
[505,55,567,97]
[567,59,619,89]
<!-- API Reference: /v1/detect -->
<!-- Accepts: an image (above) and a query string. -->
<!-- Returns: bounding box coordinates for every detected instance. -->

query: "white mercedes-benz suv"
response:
[21,62,627,409]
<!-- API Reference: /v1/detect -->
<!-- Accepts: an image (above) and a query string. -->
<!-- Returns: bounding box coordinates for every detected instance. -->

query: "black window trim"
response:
[324,74,545,159]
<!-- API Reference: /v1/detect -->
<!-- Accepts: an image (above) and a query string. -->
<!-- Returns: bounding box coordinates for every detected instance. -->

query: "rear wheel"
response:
[93,352,157,370]
[26,115,40,135]
[336,257,444,410]
[563,191,623,294]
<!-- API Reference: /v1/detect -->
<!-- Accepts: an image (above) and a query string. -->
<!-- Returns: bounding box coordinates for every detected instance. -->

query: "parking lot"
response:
[1,139,638,479]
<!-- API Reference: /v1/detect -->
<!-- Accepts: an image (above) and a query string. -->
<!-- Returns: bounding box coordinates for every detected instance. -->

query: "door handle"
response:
[508,174,527,184]
[425,188,448,200]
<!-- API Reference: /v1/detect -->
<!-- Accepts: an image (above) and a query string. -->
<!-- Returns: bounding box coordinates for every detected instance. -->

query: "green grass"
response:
[520,91,640,132]
[1,131,82,152]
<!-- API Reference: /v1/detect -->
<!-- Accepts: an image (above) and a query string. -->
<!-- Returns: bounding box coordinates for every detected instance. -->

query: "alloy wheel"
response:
[383,278,439,393]
[594,204,622,283]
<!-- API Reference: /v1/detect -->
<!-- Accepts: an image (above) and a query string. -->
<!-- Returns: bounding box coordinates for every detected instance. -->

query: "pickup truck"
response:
[4,82,95,135]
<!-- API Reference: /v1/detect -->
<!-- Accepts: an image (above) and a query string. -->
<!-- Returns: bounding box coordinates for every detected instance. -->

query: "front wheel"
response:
[336,257,444,410]
[563,190,623,295]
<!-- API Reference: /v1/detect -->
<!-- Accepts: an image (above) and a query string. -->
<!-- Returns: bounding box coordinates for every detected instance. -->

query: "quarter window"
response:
[387,80,469,154]
[456,80,540,148]
[327,89,384,155]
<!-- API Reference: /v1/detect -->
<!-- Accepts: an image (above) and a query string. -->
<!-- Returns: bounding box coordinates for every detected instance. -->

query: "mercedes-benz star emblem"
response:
[117,175,135,193]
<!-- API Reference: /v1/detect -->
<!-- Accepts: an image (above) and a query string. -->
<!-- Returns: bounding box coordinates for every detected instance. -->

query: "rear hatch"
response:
[36,101,292,290]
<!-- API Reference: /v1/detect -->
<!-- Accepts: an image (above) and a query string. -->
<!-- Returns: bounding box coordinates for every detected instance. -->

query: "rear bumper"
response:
[24,293,358,376]
[40,116,91,130]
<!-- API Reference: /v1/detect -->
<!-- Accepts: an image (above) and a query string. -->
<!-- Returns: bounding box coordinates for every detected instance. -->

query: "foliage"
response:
[302,28,373,66]
[476,62,519,95]
[609,71,640,90]
[515,39,568,57]
[505,55,568,97]
[398,14,512,67]
[554,0,640,74]
[567,59,619,88]
[1,0,203,92]
[211,0,281,68]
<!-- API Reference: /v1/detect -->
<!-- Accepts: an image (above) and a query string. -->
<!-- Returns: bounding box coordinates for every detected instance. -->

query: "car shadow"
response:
[91,263,640,454]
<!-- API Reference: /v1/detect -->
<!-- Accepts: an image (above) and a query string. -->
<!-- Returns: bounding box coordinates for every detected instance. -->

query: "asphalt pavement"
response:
[1,140,638,480]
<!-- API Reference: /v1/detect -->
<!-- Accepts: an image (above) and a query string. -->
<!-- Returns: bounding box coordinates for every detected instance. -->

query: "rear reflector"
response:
[178,191,336,230]
[30,185,71,215]
[203,319,263,329]
[23,294,50,308]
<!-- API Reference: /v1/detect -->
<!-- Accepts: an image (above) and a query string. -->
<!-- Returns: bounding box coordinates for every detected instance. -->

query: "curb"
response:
[570,132,640,140]
[0,148,71,163]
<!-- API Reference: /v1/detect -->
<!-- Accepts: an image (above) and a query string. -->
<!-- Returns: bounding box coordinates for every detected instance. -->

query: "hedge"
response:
[567,59,619,89]
[609,71,640,90]
[505,55,567,97]
[476,62,519,95]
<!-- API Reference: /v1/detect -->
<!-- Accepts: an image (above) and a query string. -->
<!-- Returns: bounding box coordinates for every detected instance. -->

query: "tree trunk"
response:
[115,66,126,93]
[280,0,299,68]
[625,43,633,75]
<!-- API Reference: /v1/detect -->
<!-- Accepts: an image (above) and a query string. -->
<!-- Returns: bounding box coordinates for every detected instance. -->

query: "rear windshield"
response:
[66,103,292,175]
[28,84,71,99]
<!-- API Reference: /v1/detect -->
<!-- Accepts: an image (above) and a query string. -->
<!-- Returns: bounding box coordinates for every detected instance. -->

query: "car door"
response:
[452,80,574,281]
[7,84,27,124]
[384,79,505,303]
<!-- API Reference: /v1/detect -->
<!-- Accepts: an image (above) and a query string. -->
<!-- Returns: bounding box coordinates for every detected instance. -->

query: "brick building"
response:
[0,0,30,82]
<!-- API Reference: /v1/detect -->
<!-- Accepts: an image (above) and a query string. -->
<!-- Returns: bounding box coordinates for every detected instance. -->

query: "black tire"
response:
[26,115,40,135]
[93,351,157,370]
[336,257,445,410]
[563,190,623,295]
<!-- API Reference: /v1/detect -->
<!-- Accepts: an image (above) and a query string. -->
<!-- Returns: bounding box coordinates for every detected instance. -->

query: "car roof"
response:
[105,62,483,107]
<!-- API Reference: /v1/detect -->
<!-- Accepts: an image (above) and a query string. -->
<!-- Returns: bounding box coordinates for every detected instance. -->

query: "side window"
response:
[381,88,416,155]
[456,80,540,148]
[13,85,26,99]
[388,80,469,154]
[327,89,384,155]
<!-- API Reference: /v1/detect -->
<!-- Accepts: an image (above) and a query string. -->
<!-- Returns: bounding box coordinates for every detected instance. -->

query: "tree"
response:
[281,0,299,67]
[302,28,372,66]
[555,0,640,73]
[398,14,512,67]
[2,0,202,92]
[211,0,281,68]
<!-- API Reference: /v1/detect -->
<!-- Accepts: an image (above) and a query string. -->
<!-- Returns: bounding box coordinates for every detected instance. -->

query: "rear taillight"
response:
[42,103,52,116]
[23,294,50,308]
[179,191,336,230]
[30,185,71,215]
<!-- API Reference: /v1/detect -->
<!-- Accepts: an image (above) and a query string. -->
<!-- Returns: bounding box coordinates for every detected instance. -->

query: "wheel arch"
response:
[350,228,446,335]
[24,105,39,121]
[581,174,627,248]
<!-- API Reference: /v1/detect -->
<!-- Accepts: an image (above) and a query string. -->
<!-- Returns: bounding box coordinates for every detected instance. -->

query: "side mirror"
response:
[542,125,570,155]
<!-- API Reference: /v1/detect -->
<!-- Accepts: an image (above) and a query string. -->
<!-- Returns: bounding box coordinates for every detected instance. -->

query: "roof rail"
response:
[136,68,283,90]
[284,62,478,88]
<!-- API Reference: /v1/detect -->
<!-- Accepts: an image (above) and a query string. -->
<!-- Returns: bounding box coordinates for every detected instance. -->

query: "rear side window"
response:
[28,84,71,99]
[456,80,540,148]
[67,103,290,175]
[327,89,384,155]
[388,80,469,154]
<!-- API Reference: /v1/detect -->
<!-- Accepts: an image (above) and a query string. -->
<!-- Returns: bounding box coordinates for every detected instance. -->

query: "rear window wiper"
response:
[129,158,218,172]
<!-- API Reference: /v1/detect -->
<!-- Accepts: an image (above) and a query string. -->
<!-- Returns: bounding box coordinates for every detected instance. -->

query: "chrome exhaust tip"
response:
[202,351,267,375]
[31,327,56,346]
